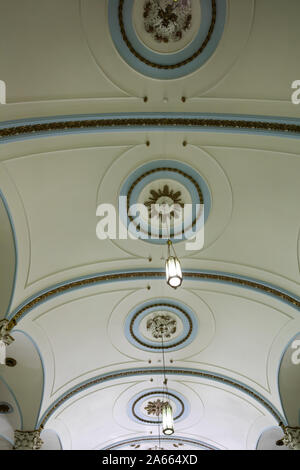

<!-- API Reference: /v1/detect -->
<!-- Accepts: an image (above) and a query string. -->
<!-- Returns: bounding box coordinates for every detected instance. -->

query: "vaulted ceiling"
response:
[0,0,299,451]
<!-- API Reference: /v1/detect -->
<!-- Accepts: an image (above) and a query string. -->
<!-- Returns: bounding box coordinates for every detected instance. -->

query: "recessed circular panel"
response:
[119,159,210,244]
[125,299,198,352]
[128,388,188,425]
[108,0,226,79]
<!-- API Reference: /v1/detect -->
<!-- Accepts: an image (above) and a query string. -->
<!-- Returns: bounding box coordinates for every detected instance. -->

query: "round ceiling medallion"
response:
[119,160,211,244]
[129,389,187,424]
[125,299,198,352]
[108,0,226,78]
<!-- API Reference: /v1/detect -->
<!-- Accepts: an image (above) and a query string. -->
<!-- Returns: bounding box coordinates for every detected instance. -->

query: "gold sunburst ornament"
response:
[144,184,184,223]
[144,399,169,416]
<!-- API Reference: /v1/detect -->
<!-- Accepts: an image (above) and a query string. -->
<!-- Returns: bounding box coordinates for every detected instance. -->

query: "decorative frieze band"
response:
[7,270,300,327]
[1,117,300,141]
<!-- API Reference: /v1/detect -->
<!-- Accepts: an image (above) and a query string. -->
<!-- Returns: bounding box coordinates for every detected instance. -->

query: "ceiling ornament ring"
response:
[124,165,205,241]
[131,389,185,424]
[118,0,216,70]
[126,301,196,351]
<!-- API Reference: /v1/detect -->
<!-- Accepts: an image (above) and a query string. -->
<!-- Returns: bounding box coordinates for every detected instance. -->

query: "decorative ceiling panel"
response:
[0,0,299,451]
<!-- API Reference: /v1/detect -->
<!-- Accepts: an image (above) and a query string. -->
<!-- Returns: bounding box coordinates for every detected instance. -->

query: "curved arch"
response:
[255,425,288,451]
[40,428,63,450]
[0,79,5,104]
[13,329,46,429]
[0,190,17,317]
[277,333,300,426]
[6,268,300,327]
[0,434,13,449]
[1,113,300,145]
[102,435,218,450]
[0,330,45,431]
[37,366,286,429]
[0,375,23,430]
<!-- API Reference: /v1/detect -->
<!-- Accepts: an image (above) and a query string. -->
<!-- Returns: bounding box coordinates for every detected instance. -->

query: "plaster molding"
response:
[14,430,43,450]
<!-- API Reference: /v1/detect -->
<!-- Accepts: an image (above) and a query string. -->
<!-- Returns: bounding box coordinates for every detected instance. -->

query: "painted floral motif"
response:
[144,399,169,416]
[143,0,192,43]
[146,314,177,339]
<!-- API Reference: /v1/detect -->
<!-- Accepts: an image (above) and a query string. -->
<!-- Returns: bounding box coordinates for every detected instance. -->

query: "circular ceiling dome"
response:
[129,388,188,425]
[125,299,198,352]
[108,0,226,79]
[119,159,211,244]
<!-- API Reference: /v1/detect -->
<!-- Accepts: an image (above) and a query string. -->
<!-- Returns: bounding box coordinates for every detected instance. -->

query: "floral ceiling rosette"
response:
[143,0,192,44]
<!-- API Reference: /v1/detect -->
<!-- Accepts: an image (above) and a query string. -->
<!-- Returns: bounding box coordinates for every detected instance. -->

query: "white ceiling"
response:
[0,0,299,450]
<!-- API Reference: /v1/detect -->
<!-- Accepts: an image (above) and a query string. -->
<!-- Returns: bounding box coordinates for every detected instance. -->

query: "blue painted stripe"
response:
[108,0,226,79]
[1,112,300,127]
[14,329,46,430]
[0,191,17,317]
[0,434,14,447]
[0,375,23,430]
[277,332,300,427]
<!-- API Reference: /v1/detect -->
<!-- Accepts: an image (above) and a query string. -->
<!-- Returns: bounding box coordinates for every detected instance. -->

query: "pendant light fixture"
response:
[162,402,174,436]
[165,239,183,289]
[161,334,175,436]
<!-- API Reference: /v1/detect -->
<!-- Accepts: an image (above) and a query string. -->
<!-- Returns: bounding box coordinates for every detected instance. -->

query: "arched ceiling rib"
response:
[0,193,16,318]
[0,0,299,450]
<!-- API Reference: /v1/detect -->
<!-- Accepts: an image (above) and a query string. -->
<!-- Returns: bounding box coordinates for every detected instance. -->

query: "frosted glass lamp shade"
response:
[165,255,182,289]
[162,402,174,435]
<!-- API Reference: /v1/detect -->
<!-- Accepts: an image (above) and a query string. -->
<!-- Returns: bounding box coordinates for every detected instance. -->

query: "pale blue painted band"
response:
[0,190,17,317]
[108,0,226,79]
